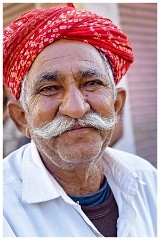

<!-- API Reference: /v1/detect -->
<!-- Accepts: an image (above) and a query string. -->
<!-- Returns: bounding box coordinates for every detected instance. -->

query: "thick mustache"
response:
[33,112,117,140]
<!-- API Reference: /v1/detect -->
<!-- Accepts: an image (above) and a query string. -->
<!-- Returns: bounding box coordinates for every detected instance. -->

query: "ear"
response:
[7,100,31,138]
[114,87,126,117]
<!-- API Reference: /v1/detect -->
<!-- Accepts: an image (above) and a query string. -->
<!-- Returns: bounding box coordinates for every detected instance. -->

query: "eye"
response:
[86,80,102,86]
[81,80,104,91]
[39,85,61,95]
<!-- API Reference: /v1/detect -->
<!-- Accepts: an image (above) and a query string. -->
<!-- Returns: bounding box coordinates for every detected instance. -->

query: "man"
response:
[3,3,157,237]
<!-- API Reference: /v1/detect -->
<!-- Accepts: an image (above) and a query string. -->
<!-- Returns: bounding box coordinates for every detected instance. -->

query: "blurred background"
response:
[3,2,157,167]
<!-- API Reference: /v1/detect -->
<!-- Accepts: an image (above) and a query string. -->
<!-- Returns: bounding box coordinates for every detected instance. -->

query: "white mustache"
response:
[33,112,117,140]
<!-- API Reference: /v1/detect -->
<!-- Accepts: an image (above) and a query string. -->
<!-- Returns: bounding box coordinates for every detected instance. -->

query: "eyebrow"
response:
[34,71,60,85]
[80,68,106,80]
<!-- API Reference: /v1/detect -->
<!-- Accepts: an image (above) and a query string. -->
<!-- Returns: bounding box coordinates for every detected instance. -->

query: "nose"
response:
[59,85,90,119]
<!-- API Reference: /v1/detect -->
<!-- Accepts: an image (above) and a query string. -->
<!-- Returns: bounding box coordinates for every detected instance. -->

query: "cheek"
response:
[86,90,115,116]
[28,96,60,125]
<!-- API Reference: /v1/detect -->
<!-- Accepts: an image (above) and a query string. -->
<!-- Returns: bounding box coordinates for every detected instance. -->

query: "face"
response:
[23,40,120,169]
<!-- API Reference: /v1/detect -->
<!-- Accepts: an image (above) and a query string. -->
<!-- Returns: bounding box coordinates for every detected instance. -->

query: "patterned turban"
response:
[3,3,134,100]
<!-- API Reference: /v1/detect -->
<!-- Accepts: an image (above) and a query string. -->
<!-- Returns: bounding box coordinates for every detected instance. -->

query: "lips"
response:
[69,124,91,131]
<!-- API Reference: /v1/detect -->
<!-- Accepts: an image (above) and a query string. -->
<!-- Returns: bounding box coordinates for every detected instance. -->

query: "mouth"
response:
[68,124,92,132]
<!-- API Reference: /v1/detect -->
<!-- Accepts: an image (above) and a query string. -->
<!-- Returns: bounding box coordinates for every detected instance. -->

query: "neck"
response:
[41,155,104,196]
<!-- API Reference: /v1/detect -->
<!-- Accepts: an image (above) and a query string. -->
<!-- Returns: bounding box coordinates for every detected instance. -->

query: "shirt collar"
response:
[102,149,145,198]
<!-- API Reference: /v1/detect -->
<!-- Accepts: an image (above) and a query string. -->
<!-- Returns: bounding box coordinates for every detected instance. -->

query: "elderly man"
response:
[3,3,157,237]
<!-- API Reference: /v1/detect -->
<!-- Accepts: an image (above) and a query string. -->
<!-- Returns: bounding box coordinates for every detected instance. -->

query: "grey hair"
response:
[99,50,117,100]
[19,51,117,111]
[19,74,28,112]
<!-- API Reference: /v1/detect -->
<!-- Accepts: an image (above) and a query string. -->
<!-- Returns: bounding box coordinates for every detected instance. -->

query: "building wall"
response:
[3,3,35,28]
[119,3,157,167]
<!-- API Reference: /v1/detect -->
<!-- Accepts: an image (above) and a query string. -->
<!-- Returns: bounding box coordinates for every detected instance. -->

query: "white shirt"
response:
[3,141,157,237]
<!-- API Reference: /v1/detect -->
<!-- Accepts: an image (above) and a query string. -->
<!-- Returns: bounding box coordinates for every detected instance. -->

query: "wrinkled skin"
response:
[8,40,126,196]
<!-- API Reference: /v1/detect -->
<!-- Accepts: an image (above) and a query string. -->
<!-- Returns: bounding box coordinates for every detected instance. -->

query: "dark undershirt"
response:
[82,191,119,237]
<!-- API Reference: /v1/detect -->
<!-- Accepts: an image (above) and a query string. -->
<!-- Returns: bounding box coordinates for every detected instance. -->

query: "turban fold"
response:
[3,3,134,100]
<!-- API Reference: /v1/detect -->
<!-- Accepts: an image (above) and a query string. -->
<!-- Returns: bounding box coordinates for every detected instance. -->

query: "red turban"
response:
[3,3,134,100]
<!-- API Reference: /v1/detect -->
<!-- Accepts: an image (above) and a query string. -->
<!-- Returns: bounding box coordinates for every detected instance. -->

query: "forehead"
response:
[36,39,102,62]
[27,39,106,82]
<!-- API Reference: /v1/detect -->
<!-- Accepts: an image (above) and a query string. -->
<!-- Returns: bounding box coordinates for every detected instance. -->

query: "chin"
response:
[56,143,103,168]
[34,131,110,170]
[57,154,102,170]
